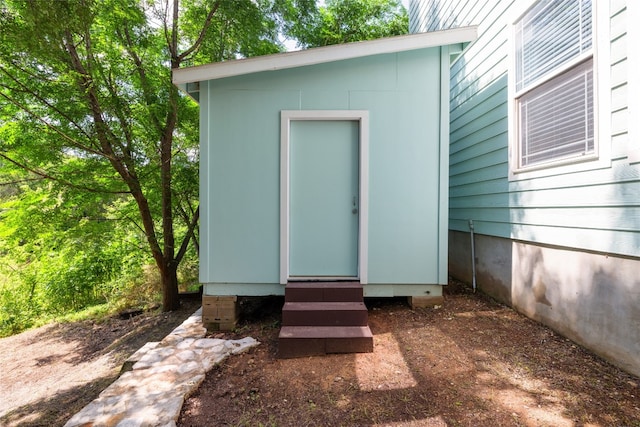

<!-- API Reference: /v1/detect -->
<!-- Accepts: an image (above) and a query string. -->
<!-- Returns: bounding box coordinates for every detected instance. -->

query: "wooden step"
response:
[278,326,374,358]
[285,281,363,302]
[278,281,373,358]
[281,302,368,326]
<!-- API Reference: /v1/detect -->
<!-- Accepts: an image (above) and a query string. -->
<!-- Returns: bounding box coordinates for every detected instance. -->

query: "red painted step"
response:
[281,301,369,326]
[278,326,373,358]
[284,281,364,302]
[278,281,374,358]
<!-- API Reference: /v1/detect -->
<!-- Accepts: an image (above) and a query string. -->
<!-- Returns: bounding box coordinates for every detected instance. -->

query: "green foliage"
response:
[0,0,271,332]
[0,0,285,316]
[0,179,159,336]
[285,0,409,48]
[0,0,410,336]
[0,271,41,336]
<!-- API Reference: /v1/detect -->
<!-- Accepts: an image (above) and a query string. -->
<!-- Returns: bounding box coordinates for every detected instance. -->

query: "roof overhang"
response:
[172,26,477,92]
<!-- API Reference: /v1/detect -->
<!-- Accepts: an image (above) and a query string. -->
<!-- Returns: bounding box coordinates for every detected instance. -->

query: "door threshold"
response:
[288,276,359,282]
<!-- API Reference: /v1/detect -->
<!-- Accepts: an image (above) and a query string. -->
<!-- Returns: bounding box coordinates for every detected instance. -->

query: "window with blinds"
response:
[514,0,594,169]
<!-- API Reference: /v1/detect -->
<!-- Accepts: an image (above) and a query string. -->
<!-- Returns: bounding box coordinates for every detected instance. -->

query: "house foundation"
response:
[448,230,640,377]
[407,295,445,308]
[202,296,238,331]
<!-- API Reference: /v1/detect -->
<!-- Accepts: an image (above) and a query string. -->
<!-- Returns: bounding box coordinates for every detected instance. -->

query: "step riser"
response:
[285,281,363,303]
[278,337,373,358]
[285,287,363,302]
[279,281,373,358]
[282,310,368,327]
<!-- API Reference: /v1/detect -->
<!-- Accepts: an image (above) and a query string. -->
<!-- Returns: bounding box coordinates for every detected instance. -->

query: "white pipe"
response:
[469,219,477,292]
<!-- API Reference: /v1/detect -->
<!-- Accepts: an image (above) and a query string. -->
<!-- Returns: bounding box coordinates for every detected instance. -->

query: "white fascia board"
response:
[173,26,477,85]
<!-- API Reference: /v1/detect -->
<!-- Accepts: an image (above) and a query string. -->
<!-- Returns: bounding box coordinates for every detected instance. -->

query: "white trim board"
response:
[173,27,477,85]
[280,110,369,285]
[438,45,451,285]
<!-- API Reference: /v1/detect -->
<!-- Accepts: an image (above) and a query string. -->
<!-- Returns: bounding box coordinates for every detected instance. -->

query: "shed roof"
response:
[172,26,477,86]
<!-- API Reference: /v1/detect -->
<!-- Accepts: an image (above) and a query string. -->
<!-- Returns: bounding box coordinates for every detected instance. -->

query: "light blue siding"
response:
[351,88,442,283]
[200,48,449,288]
[411,0,640,257]
[201,89,298,284]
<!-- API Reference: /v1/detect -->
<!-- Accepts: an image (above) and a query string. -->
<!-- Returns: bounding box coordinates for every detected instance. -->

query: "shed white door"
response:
[289,120,359,278]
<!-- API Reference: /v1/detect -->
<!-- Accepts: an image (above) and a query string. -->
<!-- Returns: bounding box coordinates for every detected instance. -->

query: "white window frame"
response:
[628,1,640,165]
[508,0,610,180]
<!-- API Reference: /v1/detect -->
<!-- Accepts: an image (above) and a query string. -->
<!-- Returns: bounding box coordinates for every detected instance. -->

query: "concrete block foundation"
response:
[448,230,640,377]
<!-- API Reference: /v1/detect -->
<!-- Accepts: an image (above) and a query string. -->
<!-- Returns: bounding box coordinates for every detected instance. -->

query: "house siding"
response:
[198,48,450,296]
[411,0,640,257]
[411,0,640,376]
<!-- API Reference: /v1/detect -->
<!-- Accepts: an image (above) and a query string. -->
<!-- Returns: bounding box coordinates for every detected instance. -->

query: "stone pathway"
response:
[64,308,259,427]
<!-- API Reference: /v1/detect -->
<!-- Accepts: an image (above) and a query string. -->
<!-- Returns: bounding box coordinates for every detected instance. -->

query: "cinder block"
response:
[202,314,237,323]
[204,321,237,331]
[203,295,237,307]
[408,295,444,309]
[203,305,237,318]
[202,295,238,327]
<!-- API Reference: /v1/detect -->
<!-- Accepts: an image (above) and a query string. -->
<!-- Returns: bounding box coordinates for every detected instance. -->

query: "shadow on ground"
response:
[1,375,117,427]
[179,281,640,426]
[0,299,201,427]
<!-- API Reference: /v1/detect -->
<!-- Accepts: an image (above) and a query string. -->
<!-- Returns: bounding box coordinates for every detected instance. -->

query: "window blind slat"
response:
[515,0,592,91]
[515,0,593,169]
[518,60,594,167]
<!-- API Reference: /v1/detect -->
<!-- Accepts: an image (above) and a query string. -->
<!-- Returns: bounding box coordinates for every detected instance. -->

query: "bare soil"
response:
[1,283,638,427]
[0,299,200,427]
[179,282,640,427]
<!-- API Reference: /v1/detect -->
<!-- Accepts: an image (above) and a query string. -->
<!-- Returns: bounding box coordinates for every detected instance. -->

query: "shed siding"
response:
[411,0,640,257]
[200,49,447,286]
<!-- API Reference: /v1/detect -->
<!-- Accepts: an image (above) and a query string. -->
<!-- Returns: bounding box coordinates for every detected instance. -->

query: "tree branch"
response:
[119,26,163,134]
[0,153,130,194]
[0,90,105,158]
[0,63,94,142]
[175,204,199,265]
[175,194,199,255]
[0,177,44,186]
[62,28,165,267]
[100,67,138,173]
[121,214,146,235]
[161,0,172,55]
[171,0,179,59]
[177,1,221,62]
[62,30,135,181]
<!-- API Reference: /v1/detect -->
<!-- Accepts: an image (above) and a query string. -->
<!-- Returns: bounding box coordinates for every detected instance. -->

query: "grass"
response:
[51,303,113,324]
[0,263,165,337]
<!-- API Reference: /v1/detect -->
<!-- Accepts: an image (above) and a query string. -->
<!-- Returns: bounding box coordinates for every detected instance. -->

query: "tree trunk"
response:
[64,30,183,312]
[160,259,180,311]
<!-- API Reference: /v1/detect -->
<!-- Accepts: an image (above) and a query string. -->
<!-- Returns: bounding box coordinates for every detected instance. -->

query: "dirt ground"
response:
[0,299,201,427]
[179,282,640,427]
[1,283,638,427]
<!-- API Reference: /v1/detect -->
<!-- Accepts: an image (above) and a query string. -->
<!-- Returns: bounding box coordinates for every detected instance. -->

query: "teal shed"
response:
[173,27,477,338]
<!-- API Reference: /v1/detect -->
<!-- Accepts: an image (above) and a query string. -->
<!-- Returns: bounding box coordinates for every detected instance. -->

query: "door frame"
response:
[280,110,369,285]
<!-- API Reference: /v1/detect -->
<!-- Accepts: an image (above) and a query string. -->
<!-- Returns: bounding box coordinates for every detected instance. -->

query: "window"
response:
[513,0,594,170]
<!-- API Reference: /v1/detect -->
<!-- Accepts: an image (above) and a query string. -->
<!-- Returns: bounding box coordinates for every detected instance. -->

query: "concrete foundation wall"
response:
[449,230,640,377]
